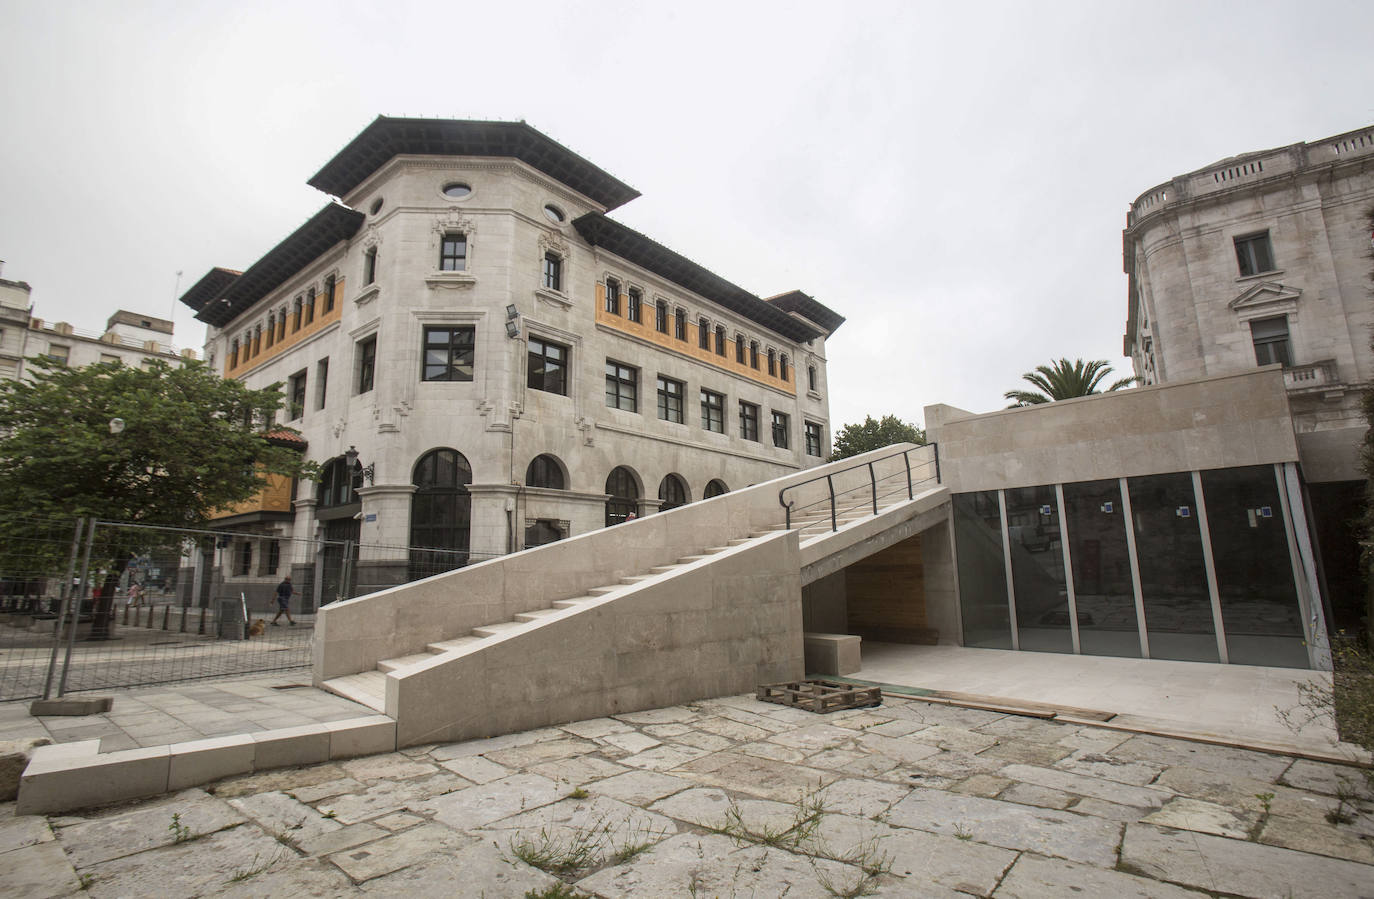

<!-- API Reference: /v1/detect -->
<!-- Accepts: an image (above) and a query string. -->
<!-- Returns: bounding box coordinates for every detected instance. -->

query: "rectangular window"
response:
[604,278,620,315]
[674,308,687,341]
[605,360,638,411]
[277,312,286,342]
[657,376,684,423]
[739,401,759,441]
[422,326,476,381]
[779,354,789,381]
[1250,315,1292,367]
[323,275,336,312]
[735,334,746,364]
[655,301,669,334]
[237,541,253,577]
[698,317,710,349]
[363,247,377,285]
[749,341,759,369]
[441,233,467,271]
[808,365,817,392]
[714,325,726,356]
[528,337,568,395]
[1234,231,1275,278]
[266,540,280,575]
[265,318,275,348]
[99,353,120,365]
[542,253,562,291]
[293,297,303,332]
[771,410,790,448]
[315,358,329,410]
[305,287,316,325]
[252,328,262,355]
[805,421,822,456]
[356,336,376,394]
[767,348,777,376]
[627,287,642,323]
[47,345,70,366]
[701,389,724,433]
[288,370,307,420]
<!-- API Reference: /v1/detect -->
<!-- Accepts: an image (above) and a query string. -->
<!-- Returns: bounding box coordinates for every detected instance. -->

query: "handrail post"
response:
[867,462,878,516]
[933,442,941,484]
[904,450,913,499]
[826,475,837,531]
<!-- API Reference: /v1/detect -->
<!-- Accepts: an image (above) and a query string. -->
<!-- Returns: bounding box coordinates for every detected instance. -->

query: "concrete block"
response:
[253,724,332,770]
[804,633,862,676]
[327,715,397,759]
[28,696,113,716]
[18,744,170,815]
[167,734,256,791]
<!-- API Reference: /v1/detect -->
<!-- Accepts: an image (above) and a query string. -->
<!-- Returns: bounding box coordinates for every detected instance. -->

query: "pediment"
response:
[1228,281,1301,311]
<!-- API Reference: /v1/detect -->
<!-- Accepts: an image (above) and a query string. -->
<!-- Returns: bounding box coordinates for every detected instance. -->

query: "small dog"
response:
[248,619,266,637]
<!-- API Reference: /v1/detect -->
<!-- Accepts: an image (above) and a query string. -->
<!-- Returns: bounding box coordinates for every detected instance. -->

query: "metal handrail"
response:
[779,443,940,532]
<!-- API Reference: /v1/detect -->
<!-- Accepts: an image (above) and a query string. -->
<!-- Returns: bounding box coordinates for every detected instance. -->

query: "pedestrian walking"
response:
[272,576,296,626]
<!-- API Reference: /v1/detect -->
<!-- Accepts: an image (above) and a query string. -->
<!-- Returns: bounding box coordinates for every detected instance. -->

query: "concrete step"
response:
[514,608,561,623]
[727,538,752,546]
[472,620,531,638]
[552,595,599,608]
[321,671,387,713]
[648,565,678,574]
[377,652,438,673]
[619,575,652,585]
[426,636,485,653]
[587,586,620,596]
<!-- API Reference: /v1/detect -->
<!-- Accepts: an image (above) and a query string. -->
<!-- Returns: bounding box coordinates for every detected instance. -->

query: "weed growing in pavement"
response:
[567,787,589,800]
[168,813,193,844]
[524,884,582,899]
[953,822,973,841]
[77,873,95,891]
[224,851,280,884]
[507,813,668,878]
[1327,781,1361,825]
[1249,792,1277,840]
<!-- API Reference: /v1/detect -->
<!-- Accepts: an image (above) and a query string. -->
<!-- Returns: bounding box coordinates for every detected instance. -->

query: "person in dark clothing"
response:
[272,576,296,626]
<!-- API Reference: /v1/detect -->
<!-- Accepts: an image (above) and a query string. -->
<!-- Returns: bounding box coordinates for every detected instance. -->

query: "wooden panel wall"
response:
[846,533,938,644]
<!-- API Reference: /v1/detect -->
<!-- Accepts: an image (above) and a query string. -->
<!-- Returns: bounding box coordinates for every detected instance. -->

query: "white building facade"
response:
[180,118,843,607]
[1122,124,1374,635]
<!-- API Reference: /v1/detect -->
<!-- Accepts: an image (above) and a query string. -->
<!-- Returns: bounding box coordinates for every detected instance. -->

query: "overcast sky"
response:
[2,1,1371,430]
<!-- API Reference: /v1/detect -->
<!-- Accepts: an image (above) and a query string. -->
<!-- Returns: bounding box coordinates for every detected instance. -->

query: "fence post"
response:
[905,450,913,499]
[162,605,170,630]
[179,605,187,633]
[933,442,941,484]
[198,607,207,635]
[57,516,98,697]
[868,462,879,516]
[40,517,86,700]
[826,475,838,532]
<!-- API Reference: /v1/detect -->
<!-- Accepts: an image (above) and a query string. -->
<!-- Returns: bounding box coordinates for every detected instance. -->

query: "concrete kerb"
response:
[16,713,397,815]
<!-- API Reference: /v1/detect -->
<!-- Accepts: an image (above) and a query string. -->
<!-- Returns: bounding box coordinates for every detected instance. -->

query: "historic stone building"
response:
[178,117,843,608]
[1122,124,1373,633]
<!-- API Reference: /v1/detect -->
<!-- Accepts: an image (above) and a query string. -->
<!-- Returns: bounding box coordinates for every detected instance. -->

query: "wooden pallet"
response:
[757,679,882,714]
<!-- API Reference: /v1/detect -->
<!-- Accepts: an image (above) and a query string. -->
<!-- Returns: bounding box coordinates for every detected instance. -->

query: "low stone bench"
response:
[804,632,862,676]
[17,714,397,815]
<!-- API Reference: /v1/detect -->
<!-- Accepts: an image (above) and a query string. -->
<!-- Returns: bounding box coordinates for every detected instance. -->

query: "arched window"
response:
[317,457,359,508]
[409,448,473,579]
[292,296,303,332]
[658,474,688,512]
[230,339,240,368]
[526,454,565,489]
[277,308,288,341]
[605,467,639,526]
[265,313,275,348]
[704,479,728,498]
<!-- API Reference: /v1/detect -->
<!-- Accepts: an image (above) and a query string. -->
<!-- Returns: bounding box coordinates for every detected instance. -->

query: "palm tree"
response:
[1004,358,1136,407]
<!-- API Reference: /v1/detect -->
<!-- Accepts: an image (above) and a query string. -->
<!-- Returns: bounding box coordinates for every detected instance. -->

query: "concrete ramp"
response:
[315,444,945,747]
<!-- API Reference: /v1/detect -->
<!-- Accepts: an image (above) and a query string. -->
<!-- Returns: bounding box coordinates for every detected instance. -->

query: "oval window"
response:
[369,197,384,214]
[443,183,472,199]
[543,204,565,224]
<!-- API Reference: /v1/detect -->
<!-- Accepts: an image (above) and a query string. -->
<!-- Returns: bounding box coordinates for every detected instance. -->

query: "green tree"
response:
[0,357,314,635]
[830,415,926,461]
[1004,358,1135,407]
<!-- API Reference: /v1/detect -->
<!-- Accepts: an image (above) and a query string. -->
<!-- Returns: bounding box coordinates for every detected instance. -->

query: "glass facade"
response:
[952,463,1311,669]
[953,491,1012,649]
[1062,479,1139,657]
[1200,466,1307,668]
[1004,485,1071,653]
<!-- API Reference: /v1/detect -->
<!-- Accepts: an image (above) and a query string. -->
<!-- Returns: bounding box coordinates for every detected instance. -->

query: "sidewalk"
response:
[2,689,1371,897]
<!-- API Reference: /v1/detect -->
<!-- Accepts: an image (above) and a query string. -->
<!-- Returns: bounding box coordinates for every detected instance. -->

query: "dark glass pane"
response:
[1005,485,1071,653]
[1200,466,1307,668]
[1063,479,1140,657]
[953,491,1012,649]
[1128,473,1218,662]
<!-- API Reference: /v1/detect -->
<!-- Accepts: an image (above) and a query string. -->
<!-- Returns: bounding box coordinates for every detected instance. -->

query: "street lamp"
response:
[344,445,375,485]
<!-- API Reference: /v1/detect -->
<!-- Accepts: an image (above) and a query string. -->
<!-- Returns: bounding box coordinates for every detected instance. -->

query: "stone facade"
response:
[180,118,842,609]
[1122,124,1374,484]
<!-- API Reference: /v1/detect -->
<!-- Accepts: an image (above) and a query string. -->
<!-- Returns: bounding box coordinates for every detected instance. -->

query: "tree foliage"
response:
[830,415,926,461]
[1004,358,1136,407]
[0,357,312,525]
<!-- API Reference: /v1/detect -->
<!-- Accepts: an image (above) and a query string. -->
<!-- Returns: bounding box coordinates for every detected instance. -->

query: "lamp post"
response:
[88,417,127,639]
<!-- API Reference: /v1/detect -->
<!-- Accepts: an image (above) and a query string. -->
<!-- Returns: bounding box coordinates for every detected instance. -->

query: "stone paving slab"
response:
[0,690,1370,897]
